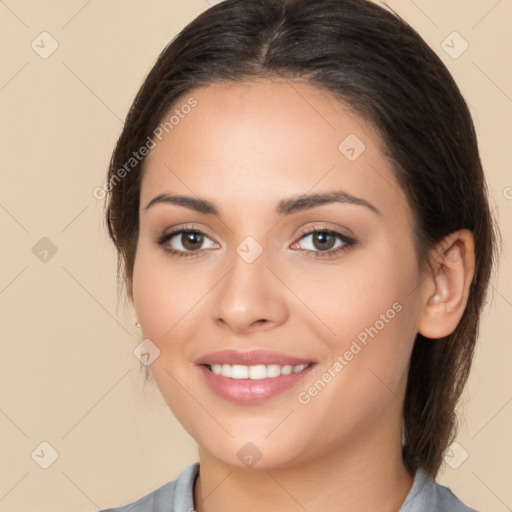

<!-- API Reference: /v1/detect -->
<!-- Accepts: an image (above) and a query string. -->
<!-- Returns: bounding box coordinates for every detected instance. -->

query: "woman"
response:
[100,0,497,510]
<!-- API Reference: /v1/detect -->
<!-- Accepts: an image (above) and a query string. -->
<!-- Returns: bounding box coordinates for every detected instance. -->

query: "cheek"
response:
[301,239,420,392]
[132,246,185,358]
[288,239,418,347]
[133,243,199,331]
[131,244,219,378]
[131,247,205,430]
[293,275,419,440]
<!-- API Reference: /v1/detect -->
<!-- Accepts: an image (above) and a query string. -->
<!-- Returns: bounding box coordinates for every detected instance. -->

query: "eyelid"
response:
[293,223,353,241]
[154,224,219,256]
[156,223,356,259]
[290,224,356,256]
[157,223,217,242]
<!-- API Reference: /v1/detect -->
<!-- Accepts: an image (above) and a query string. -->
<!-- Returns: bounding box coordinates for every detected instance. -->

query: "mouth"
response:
[204,362,311,379]
[195,350,316,404]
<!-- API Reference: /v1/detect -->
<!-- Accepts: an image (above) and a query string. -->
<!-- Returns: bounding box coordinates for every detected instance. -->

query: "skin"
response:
[129,78,475,512]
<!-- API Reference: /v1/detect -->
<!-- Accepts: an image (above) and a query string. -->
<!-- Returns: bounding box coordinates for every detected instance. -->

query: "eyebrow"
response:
[144,190,381,216]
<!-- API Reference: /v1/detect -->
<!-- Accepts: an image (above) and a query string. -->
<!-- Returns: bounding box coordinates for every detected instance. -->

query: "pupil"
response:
[314,232,334,250]
[183,231,202,250]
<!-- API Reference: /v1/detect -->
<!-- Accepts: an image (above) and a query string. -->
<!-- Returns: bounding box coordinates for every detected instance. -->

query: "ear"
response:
[417,229,475,339]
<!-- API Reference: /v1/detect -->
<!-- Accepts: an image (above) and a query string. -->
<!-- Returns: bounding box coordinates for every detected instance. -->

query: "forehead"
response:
[140,78,407,220]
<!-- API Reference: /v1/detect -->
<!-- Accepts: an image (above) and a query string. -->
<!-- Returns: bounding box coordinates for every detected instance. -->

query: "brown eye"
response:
[157,229,218,256]
[297,230,345,252]
[311,232,336,251]
[181,231,204,251]
[292,228,356,258]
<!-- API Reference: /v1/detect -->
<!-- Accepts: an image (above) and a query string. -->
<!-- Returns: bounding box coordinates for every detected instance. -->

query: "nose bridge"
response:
[211,237,288,331]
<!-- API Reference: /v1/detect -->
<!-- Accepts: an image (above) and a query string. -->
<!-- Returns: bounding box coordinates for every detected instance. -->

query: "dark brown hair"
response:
[104,0,498,478]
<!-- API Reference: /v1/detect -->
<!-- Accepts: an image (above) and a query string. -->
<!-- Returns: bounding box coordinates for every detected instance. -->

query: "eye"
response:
[156,227,218,258]
[155,226,356,260]
[291,228,356,258]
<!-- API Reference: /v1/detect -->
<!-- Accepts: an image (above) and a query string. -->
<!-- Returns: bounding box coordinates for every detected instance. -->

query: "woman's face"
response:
[132,78,425,469]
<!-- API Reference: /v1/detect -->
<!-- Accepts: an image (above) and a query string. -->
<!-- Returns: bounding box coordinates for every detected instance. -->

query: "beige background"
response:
[0,0,511,510]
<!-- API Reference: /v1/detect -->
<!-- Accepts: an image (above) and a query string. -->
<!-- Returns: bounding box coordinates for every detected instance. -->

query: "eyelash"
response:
[155,224,356,260]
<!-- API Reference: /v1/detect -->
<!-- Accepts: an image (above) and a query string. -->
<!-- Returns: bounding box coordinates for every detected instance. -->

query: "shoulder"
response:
[99,462,199,512]
[400,468,479,512]
[431,480,479,512]
[99,480,176,512]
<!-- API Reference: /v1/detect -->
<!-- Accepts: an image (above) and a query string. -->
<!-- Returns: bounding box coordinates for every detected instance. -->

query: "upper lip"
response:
[195,349,314,366]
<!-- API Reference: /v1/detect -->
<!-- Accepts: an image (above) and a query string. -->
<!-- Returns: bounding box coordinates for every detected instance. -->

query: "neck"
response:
[193,424,414,512]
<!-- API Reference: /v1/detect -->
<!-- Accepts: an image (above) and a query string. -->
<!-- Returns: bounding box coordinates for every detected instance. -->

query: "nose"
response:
[210,248,289,335]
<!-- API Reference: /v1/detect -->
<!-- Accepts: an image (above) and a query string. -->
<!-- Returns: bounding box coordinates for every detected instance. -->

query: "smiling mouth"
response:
[204,363,312,380]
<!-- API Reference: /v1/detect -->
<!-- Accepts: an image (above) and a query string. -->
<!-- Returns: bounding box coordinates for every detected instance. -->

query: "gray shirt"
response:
[101,462,478,511]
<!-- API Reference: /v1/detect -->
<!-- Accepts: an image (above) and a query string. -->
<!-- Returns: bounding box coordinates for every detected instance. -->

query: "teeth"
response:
[231,365,249,379]
[281,365,293,375]
[208,363,309,379]
[249,365,267,380]
[267,364,281,378]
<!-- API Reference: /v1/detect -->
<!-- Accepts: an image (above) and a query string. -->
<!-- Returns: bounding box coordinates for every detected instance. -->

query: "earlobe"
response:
[418,230,475,339]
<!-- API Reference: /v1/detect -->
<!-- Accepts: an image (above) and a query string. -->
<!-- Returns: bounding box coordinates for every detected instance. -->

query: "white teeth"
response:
[221,364,232,377]
[208,363,310,379]
[267,364,281,378]
[231,365,249,379]
[281,365,293,375]
[249,365,267,380]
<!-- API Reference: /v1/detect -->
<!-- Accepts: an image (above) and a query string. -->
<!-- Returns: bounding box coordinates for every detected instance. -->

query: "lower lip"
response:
[198,364,315,404]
